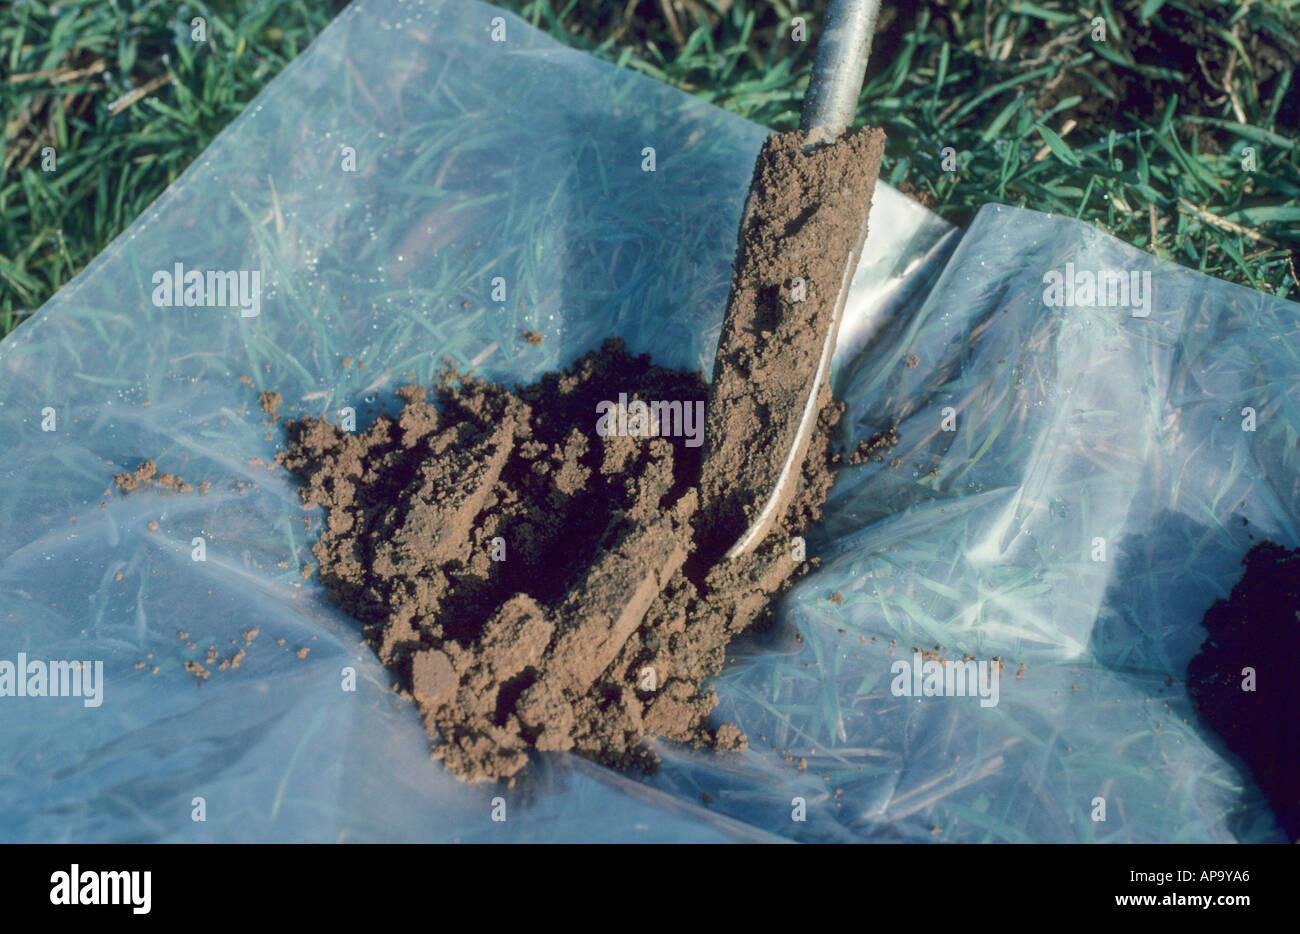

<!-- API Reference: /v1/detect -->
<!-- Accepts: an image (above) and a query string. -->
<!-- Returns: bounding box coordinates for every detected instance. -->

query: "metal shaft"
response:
[799,0,881,144]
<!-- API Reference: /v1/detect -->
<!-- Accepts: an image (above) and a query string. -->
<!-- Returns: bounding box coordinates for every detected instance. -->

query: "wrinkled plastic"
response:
[1,0,1295,843]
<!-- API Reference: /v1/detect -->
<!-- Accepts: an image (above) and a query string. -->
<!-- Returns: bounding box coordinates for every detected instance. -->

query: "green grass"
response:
[2,0,1297,337]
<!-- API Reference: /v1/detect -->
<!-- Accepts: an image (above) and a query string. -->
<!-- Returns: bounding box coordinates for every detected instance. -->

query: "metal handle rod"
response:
[799,0,881,142]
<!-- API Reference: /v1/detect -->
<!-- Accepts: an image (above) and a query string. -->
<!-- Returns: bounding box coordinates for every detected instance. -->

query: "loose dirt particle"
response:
[259,390,282,417]
[848,426,900,465]
[522,329,544,346]
[113,461,195,493]
[113,460,156,491]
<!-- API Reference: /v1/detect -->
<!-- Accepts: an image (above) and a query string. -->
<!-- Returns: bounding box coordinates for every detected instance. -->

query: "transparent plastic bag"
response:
[0,0,1294,842]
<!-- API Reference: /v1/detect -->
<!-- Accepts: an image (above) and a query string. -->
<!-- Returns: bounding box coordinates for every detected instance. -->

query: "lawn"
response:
[2,0,1297,336]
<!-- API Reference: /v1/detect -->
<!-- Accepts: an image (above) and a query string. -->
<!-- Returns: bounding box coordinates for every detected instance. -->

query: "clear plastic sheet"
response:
[1,0,1295,843]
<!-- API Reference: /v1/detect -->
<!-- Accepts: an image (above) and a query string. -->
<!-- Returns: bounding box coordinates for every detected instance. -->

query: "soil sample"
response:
[266,127,890,783]
[700,126,886,559]
[275,339,855,783]
[112,128,893,784]
[1187,540,1300,841]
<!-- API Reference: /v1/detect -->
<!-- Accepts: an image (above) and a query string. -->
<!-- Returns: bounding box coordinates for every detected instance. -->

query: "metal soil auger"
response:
[700,0,886,559]
[800,0,882,147]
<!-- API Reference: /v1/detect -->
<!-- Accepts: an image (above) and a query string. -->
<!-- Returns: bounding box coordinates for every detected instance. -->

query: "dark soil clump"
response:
[1188,540,1300,842]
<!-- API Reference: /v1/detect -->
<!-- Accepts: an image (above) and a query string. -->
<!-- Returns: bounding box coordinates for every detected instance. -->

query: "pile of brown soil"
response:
[275,337,862,783]
[1188,540,1300,842]
[266,125,889,784]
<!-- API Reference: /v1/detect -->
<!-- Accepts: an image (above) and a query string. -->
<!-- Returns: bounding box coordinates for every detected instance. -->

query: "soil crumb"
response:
[522,329,544,346]
[1188,540,1300,842]
[259,390,283,417]
[112,460,193,493]
[274,338,852,783]
[848,426,900,465]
